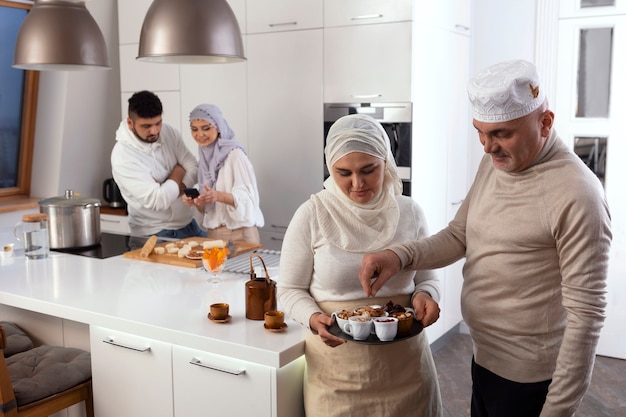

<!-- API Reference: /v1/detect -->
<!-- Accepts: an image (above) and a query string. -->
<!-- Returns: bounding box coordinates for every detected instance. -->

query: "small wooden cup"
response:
[210,303,230,320]
[264,310,285,329]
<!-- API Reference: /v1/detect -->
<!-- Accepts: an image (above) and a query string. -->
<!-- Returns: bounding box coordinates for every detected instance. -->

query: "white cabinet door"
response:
[246,0,322,34]
[412,26,471,342]
[324,22,412,103]
[323,0,413,27]
[414,0,472,35]
[90,326,173,417]
[246,29,324,245]
[117,0,153,45]
[172,345,271,416]
[100,213,131,235]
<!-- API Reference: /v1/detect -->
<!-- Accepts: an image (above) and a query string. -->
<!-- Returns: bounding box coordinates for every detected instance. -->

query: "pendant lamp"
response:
[137,0,245,64]
[12,0,110,71]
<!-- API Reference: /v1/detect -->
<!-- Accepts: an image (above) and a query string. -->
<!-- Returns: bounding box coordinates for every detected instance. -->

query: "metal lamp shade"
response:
[12,0,109,71]
[137,0,246,64]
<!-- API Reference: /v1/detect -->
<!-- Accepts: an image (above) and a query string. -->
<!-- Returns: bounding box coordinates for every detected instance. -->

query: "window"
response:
[0,0,38,202]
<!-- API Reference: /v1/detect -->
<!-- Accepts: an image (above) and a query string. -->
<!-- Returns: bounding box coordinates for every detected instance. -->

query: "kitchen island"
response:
[0,228,306,417]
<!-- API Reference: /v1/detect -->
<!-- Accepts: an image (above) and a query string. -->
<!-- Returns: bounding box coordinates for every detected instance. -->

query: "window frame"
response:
[0,0,39,205]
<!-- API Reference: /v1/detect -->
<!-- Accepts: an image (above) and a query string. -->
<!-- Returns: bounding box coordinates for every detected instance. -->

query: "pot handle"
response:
[249,253,271,285]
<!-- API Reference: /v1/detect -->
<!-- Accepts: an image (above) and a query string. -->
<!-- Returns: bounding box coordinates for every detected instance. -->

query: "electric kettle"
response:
[102,178,126,208]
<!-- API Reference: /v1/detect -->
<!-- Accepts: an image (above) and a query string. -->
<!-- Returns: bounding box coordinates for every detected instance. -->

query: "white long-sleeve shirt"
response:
[111,121,198,235]
[198,148,264,230]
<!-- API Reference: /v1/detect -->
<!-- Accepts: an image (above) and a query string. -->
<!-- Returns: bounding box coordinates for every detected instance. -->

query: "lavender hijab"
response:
[189,104,245,189]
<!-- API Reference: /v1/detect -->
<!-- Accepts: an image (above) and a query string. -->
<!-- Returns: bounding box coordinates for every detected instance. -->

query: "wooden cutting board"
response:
[123,237,263,268]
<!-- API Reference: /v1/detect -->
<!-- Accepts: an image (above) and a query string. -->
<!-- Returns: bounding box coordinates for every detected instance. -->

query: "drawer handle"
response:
[189,358,245,376]
[351,94,382,99]
[270,236,284,242]
[351,13,383,21]
[455,24,470,31]
[270,224,288,230]
[451,200,465,206]
[101,218,121,224]
[102,337,151,352]
[268,21,297,27]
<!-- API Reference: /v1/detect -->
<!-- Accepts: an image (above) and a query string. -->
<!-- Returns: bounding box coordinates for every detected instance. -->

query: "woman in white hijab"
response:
[278,114,443,417]
[182,104,264,243]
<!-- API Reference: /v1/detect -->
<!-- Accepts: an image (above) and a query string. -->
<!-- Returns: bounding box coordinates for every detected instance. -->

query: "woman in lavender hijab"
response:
[182,104,264,243]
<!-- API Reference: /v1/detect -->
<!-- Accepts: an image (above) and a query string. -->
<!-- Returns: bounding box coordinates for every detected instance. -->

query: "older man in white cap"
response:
[359,59,612,417]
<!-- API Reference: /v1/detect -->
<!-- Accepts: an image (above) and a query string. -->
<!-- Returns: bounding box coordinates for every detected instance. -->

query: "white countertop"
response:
[0,229,306,368]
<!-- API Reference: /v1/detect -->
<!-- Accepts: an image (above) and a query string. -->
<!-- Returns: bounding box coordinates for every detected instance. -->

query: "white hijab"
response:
[312,114,402,252]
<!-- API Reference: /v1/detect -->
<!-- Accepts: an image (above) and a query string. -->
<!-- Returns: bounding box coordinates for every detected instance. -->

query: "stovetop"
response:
[51,233,151,259]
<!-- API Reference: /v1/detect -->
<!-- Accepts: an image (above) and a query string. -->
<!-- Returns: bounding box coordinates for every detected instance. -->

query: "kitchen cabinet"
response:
[246,0,322,34]
[414,0,472,35]
[173,346,305,417]
[246,29,324,248]
[323,22,412,103]
[323,0,413,27]
[90,326,173,417]
[100,213,130,235]
[412,24,471,342]
[90,328,306,417]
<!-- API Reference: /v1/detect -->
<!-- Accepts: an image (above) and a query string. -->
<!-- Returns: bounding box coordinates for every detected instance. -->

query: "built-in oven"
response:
[323,102,412,196]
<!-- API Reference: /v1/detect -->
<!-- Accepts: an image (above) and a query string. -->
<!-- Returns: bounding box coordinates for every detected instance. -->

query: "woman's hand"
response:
[310,313,346,348]
[412,291,440,328]
[200,184,220,204]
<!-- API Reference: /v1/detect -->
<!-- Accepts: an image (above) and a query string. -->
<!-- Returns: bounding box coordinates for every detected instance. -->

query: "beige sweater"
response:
[392,129,611,417]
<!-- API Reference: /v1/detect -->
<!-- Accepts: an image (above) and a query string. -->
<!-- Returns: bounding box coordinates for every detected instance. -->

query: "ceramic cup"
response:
[392,310,414,337]
[264,310,285,329]
[332,311,351,331]
[343,316,372,341]
[373,317,398,342]
[210,303,229,320]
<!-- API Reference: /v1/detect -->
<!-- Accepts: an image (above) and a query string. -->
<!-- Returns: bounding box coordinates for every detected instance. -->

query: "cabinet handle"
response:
[351,13,383,21]
[351,94,382,99]
[189,358,245,376]
[102,337,151,352]
[454,24,470,31]
[101,218,121,224]
[268,21,297,28]
[270,236,284,242]
[270,224,288,230]
[451,200,465,206]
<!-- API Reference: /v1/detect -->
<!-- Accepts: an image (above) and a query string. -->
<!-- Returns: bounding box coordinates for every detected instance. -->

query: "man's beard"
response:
[132,126,159,143]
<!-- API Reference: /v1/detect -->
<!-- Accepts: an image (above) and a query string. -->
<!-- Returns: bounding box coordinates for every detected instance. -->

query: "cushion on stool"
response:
[6,345,91,406]
[0,322,34,357]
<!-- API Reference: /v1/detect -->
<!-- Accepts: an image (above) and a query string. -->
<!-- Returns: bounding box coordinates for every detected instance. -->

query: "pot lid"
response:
[39,189,101,208]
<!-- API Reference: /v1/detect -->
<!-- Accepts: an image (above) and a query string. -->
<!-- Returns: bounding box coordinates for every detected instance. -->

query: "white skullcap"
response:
[467,59,546,123]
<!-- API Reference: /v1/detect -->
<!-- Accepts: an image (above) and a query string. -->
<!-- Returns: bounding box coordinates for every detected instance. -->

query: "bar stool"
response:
[0,323,94,417]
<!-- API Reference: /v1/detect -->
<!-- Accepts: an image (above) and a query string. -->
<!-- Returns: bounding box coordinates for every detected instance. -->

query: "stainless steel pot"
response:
[39,189,101,249]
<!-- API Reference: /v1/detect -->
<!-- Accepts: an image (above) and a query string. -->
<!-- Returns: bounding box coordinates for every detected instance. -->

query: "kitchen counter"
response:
[0,228,306,368]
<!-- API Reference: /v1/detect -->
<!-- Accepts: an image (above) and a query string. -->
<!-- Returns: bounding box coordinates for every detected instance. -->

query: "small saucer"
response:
[264,323,288,332]
[208,313,232,323]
